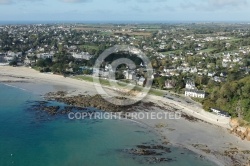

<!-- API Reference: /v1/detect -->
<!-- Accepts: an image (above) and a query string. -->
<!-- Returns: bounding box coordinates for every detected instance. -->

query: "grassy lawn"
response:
[75,75,93,82]
[74,75,165,97]
[226,37,241,42]
[200,48,216,53]
[75,75,129,87]
[99,78,115,86]
[134,36,144,39]
[191,97,205,104]
[79,45,99,50]
[99,31,113,36]
[149,89,165,96]
[32,66,41,71]
[113,31,152,37]
[161,50,182,55]
[136,25,162,31]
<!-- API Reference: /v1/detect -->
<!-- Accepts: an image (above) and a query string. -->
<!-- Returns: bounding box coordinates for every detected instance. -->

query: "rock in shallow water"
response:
[121,144,174,164]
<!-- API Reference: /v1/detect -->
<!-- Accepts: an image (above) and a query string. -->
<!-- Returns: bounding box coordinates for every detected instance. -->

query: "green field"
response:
[161,50,182,55]
[225,37,241,42]
[74,75,165,97]
[79,45,99,50]
[99,31,113,36]
[200,48,216,53]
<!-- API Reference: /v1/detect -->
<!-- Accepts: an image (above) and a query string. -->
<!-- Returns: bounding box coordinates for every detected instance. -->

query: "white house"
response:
[185,89,205,98]
[37,53,54,59]
[222,53,232,63]
[220,72,227,77]
[137,77,145,86]
[165,80,176,89]
[233,57,241,63]
[124,70,136,80]
[4,52,21,62]
[164,67,176,73]
[184,80,206,98]
[190,67,198,73]
[185,80,196,89]
[105,64,113,72]
[208,72,216,77]
[72,52,92,60]
[213,76,224,83]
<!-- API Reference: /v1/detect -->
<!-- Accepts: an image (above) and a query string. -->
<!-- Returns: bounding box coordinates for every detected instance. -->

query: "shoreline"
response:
[1,66,250,166]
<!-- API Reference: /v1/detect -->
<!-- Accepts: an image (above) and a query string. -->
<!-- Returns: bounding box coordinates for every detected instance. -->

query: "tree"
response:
[154,76,167,89]
[204,76,250,121]
[220,82,233,100]
[151,59,159,69]
[115,71,125,80]
[236,100,244,119]
[227,71,240,82]
[28,55,38,64]
[36,59,46,67]
[9,60,17,66]
[203,99,216,111]
[83,69,92,75]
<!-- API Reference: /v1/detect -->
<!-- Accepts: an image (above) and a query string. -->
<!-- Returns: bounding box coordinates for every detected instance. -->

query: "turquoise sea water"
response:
[0,83,215,166]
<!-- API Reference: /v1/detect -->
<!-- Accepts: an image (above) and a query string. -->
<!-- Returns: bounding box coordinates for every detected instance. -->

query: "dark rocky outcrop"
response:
[121,144,173,164]
[45,92,160,113]
[26,100,89,122]
[181,113,199,122]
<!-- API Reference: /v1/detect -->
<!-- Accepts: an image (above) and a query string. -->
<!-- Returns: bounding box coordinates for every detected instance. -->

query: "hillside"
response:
[203,76,250,122]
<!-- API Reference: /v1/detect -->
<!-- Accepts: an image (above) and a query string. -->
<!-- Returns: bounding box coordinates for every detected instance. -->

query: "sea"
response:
[0,20,249,26]
[0,83,215,166]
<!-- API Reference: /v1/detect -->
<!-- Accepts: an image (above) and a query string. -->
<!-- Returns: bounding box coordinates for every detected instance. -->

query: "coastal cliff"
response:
[230,119,250,141]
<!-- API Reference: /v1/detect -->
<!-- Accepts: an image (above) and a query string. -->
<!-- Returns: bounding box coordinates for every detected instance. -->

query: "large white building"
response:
[124,70,136,80]
[184,80,205,98]
[185,89,205,98]
[37,53,54,59]
[4,52,22,62]
[72,52,92,60]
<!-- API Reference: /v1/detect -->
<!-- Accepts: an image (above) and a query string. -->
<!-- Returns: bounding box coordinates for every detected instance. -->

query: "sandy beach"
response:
[0,66,250,166]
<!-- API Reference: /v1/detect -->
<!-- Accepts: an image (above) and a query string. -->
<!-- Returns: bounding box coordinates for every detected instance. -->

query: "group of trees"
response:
[34,52,85,74]
[153,75,185,93]
[203,76,250,122]
[9,57,18,66]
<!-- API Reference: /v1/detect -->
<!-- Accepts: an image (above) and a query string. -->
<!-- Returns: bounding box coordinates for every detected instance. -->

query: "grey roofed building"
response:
[211,108,230,117]
[0,53,6,63]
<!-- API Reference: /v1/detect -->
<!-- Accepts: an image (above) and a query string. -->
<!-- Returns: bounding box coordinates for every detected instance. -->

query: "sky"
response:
[0,0,250,22]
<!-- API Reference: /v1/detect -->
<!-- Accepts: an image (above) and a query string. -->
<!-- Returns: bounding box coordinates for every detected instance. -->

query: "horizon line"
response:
[1,20,250,25]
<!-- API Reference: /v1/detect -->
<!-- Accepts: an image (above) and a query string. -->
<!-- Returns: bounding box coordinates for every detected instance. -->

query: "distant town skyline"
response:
[0,0,250,22]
